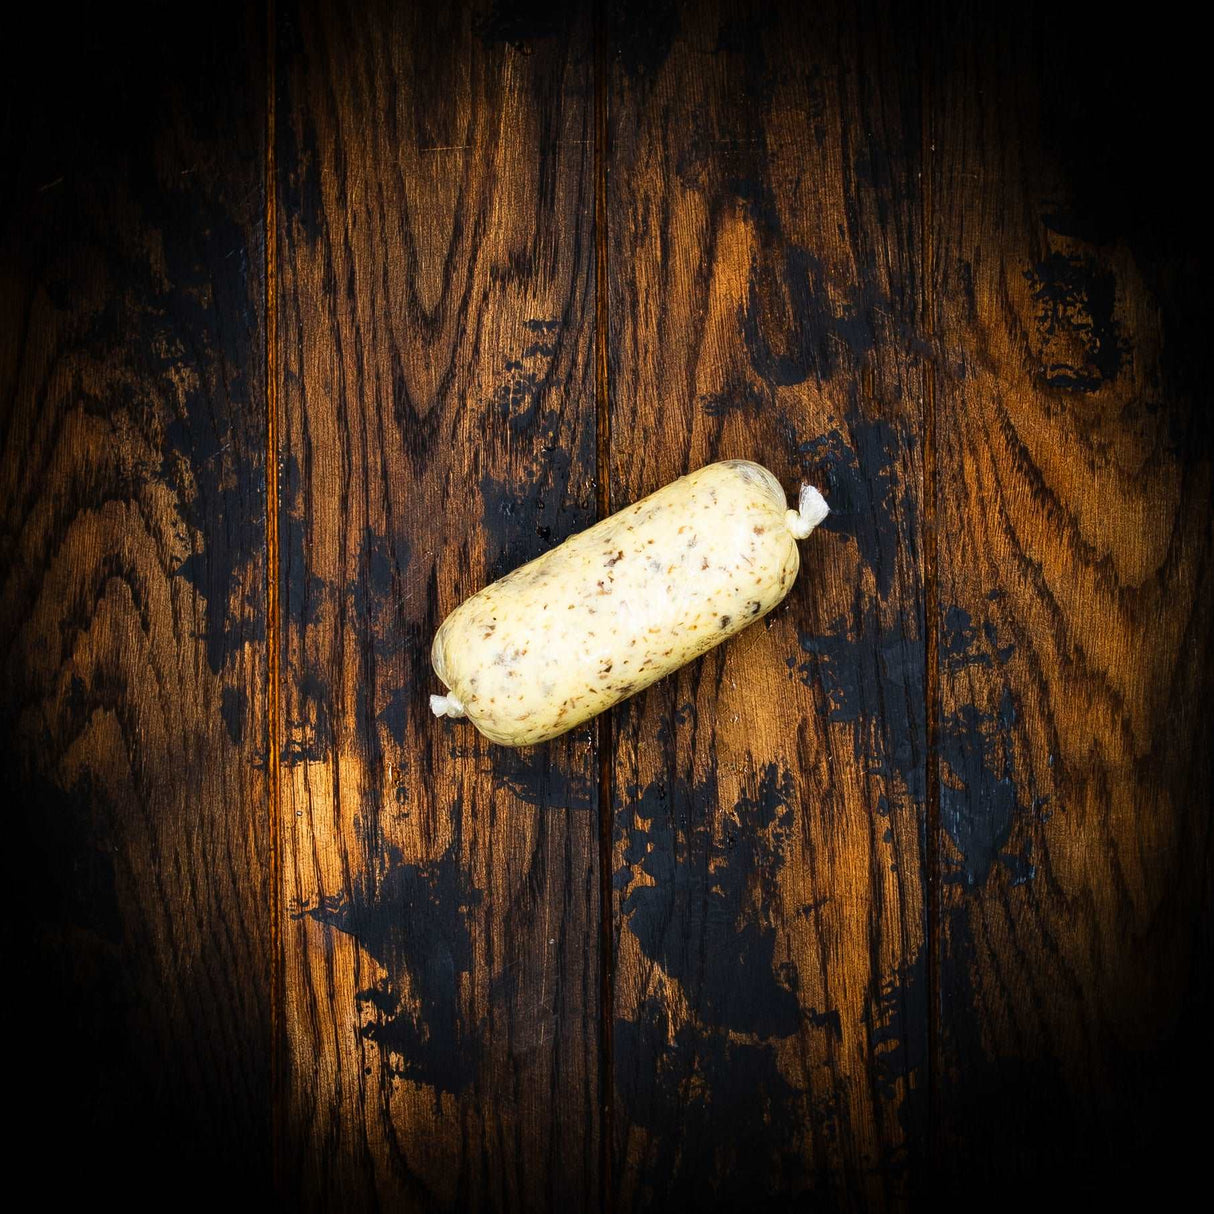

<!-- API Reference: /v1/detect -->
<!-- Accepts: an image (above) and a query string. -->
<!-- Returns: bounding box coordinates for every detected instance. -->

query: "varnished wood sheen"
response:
[2,0,1209,1208]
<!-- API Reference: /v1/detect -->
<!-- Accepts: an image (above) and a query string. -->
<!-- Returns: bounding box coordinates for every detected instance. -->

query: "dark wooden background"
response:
[3,0,1210,1208]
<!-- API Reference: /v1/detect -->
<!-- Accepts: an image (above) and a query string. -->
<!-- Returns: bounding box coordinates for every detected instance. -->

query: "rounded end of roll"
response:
[430,692,467,718]
[785,484,829,539]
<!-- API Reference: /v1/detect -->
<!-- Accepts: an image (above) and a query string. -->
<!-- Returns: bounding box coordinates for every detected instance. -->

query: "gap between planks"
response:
[593,1,616,1210]
[263,0,285,1196]
[919,14,942,1181]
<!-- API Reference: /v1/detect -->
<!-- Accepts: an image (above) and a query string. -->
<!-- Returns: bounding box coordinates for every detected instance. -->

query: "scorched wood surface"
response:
[2,0,1208,1209]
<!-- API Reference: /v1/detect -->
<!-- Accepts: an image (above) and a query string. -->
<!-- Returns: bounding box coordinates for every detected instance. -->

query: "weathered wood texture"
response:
[606,1,927,1206]
[0,2,272,1200]
[274,1,601,1207]
[4,1,1211,1209]
[928,2,1213,1196]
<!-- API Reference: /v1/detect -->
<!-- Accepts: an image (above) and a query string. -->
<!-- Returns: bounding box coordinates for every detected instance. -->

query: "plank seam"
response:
[593,1,615,1208]
[263,0,284,1196]
[920,12,941,1183]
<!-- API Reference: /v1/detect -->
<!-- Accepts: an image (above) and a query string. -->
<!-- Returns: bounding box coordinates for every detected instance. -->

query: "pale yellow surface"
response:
[432,460,805,746]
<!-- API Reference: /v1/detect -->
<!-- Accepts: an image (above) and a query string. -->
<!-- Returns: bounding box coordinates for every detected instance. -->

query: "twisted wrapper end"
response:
[430,692,467,718]
[785,483,830,539]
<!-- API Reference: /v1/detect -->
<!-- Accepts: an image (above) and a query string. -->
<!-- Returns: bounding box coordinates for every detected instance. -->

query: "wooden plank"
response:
[274,1,600,1207]
[0,3,271,1201]
[928,2,1214,1194]
[606,1,927,1205]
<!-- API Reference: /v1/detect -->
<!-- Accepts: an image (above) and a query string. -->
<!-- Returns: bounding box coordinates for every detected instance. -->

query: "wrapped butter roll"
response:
[430,459,828,746]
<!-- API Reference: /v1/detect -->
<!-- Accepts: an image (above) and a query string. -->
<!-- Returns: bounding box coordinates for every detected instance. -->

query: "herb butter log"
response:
[430,460,829,746]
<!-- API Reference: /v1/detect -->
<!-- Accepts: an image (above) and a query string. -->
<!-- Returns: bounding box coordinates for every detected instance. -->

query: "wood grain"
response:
[0,2,271,1200]
[606,1,927,1206]
[274,1,601,1207]
[5,1,1211,1206]
[928,2,1214,1195]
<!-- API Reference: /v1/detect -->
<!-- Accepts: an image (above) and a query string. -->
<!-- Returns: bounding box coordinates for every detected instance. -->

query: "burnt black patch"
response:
[491,365,547,436]
[867,943,928,1098]
[480,447,593,582]
[941,605,1015,671]
[999,835,1037,886]
[477,320,594,582]
[852,140,895,193]
[1025,252,1126,392]
[400,612,435,713]
[280,454,332,629]
[790,605,926,804]
[116,143,268,680]
[806,1006,843,1040]
[294,815,482,1096]
[165,418,258,676]
[670,6,777,199]
[377,685,411,748]
[480,318,585,521]
[490,745,594,809]
[158,231,266,675]
[282,671,333,766]
[939,689,1028,887]
[608,0,679,81]
[348,524,411,660]
[615,997,816,1209]
[274,21,325,246]
[699,378,771,418]
[492,323,563,439]
[358,525,399,605]
[865,944,929,1172]
[475,0,567,48]
[794,418,911,602]
[220,686,246,745]
[744,246,876,387]
[617,764,803,1038]
[938,611,1041,886]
